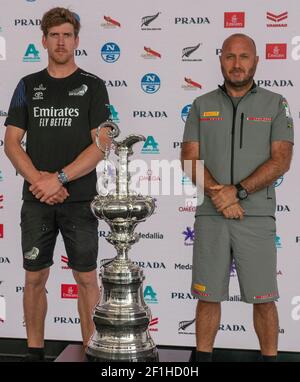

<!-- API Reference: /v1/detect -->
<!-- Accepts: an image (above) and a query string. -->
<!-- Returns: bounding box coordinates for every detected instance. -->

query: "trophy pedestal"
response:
[55,345,192,362]
[86,258,158,362]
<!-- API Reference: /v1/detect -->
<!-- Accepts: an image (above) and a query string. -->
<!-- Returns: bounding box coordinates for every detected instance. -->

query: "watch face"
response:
[239,189,248,200]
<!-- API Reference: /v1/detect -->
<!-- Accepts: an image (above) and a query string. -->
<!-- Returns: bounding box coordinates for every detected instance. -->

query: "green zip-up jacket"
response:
[183,83,294,217]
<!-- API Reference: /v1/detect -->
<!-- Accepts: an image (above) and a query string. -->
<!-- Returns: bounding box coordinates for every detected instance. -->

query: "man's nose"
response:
[232,58,239,67]
[57,35,65,45]
[232,57,242,68]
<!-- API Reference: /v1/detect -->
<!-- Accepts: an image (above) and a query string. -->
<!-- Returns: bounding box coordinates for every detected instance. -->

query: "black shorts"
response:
[20,201,98,272]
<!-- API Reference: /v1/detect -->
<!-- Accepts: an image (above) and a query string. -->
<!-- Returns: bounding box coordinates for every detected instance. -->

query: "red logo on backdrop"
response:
[61,255,70,270]
[149,317,158,332]
[266,11,288,27]
[266,44,287,59]
[103,16,121,27]
[224,12,245,28]
[143,47,161,58]
[0,224,3,239]
[0,195,3,209]
[61,284,78,299]
[183,77,202,89]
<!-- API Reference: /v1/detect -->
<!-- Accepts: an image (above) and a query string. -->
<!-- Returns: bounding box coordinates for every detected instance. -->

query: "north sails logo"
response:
[69,84,88,96]
[141,12,161,30]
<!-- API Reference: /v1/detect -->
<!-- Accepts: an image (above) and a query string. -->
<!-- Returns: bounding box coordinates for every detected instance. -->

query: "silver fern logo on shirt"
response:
[69,84,88,96]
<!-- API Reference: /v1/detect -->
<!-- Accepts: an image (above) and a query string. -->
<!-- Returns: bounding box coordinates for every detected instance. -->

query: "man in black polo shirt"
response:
[4,7,110,361]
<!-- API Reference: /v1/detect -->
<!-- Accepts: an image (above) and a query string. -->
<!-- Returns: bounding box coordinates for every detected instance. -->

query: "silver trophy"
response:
[86,121,159,362]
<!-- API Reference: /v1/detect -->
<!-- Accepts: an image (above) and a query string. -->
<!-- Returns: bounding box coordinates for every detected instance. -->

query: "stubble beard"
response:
[221,64,257,89]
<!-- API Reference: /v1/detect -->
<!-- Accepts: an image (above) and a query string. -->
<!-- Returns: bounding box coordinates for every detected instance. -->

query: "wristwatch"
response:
[57,169,69,185]
[235,182,248,200]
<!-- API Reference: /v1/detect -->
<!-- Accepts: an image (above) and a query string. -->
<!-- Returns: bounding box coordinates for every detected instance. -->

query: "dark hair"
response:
[41,7,80,37]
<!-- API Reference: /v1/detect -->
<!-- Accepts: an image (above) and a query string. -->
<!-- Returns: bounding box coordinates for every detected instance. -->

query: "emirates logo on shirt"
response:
[33,106,80,127]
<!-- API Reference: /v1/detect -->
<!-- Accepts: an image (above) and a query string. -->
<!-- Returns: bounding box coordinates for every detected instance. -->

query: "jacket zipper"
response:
[240,113,244,149]
[219,84,255,184]
[230,102,237,184]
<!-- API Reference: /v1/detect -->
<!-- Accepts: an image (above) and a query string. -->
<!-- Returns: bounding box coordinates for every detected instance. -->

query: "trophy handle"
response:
[114,135,146,157]
[95,120,120,153]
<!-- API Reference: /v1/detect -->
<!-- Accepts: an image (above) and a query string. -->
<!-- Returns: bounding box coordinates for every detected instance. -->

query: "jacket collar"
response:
[218,81,257,95]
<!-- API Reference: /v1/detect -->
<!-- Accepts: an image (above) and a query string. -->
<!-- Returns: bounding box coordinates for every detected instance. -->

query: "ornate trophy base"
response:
[86,258,159,362]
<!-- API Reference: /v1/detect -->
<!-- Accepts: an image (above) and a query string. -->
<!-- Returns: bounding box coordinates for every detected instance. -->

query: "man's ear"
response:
[42,35,47,49]
[75,35,79,49]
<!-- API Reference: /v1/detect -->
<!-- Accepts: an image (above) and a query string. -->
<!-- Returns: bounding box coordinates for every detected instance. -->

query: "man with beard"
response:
[181,34,293,362]
[4,7,111,361]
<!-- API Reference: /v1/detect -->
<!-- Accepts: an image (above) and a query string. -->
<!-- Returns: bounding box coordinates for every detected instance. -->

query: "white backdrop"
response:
[0,0,300,351]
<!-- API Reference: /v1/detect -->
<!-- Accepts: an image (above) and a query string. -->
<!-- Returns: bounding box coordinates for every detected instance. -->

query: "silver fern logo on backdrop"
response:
[141,12,161,30]
[182,43,202,62]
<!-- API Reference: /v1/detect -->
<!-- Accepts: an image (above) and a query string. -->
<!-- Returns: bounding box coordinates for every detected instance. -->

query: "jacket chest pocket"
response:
[240,116,271,152]
[201,120,228,142]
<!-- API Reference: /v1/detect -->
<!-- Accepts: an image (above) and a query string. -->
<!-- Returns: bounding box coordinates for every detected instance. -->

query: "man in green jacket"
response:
[181,33,293,362]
